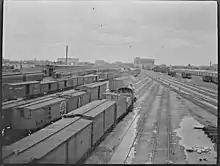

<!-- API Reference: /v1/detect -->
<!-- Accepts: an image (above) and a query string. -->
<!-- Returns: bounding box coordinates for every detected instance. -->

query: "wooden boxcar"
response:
[79,82,107,102]
[24,73,44,82]
[2,74,24,84]
[11,97,66,131]
[57,91,90,113]
[63,99,107,118]
[2,117,80,160]
[62,77,73,88]
[102,92,127,120]
[3,118,93,164]
[41,80,58,93]
[6,81,41,99]
[79,101,116,145]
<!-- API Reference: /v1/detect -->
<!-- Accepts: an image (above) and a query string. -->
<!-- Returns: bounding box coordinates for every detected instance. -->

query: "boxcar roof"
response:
[60,91,87,98]
[23,98,66,110]
[8,81,40,86]
[65,99,107,116]
[85,100,116,118]
[40,80,57,84]
[59,89,76,95]
[2,117,80,159]
[4,119,91,164]
[18,97,56,108]
[82,81,107,88]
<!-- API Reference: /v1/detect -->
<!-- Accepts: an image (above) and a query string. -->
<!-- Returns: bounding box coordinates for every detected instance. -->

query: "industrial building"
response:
[134,57,155,69]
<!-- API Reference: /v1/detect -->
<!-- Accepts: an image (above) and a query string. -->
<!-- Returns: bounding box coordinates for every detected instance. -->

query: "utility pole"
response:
[65,45,68,65]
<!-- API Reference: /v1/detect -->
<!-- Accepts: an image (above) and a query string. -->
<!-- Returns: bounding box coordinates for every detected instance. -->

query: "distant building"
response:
[95,60,106,66]
[134,57,155,69]
[57,57,79,65]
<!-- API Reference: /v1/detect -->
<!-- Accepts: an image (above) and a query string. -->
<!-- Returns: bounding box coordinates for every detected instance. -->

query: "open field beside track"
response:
[83,71,217,164]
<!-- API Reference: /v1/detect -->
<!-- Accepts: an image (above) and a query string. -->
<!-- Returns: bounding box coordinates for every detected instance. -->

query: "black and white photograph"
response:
[1,0,218,164]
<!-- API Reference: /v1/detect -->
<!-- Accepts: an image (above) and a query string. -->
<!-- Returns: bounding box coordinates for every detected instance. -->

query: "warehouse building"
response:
[134,57,155,69]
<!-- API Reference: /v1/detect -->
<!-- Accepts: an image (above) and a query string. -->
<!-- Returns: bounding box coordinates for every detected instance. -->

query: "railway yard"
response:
[83,71,218,164]
[1,68,218,164]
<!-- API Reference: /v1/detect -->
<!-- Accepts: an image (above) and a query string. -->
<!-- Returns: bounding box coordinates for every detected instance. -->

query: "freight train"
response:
[2,73,110,102]
[174,69,218,84]
[2,73,112,127]
[2,71,139,145]
[2,81,107,145]
[3,86,136,164]
[2,68,138,101]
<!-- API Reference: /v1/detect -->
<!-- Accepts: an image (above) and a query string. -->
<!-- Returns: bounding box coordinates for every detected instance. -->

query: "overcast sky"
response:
[3,0,217,65]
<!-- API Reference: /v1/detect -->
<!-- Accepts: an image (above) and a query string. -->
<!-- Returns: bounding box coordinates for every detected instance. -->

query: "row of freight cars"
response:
[2,81,107,145]
[3,86,135,164]
[2,72,45,84]
[2,73,111,102]
[173,69,218,84]
[2,74,137,145]
[153,65,168,73]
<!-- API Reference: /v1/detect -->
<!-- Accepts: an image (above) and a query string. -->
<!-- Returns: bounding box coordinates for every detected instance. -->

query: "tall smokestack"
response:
[65,45,68,65]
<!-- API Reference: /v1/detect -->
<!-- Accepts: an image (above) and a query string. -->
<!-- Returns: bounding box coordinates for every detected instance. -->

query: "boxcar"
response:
[71,76,78,87]
[109,77,129,92]
[64,99,107,118]
[2,117,80,160]
[24,73,44,82]
[97,73,108,81]
[79,82,107,102]
[48,80,58,92]
[76,76,84,86]
[2,84,10,101]
[82,75,94,84]
[3,74,24,84]
[40,81,49,94]
[57,79,65,90]
[102,92,128,120]
[58,91,90,113]
[3,118,93,164]
[78,100,116,145]
[63,77,73,88]
[11,97,67,131]
[7,81,41,99]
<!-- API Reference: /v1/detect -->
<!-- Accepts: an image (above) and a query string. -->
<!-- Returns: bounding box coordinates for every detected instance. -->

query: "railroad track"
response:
[124,82,161,164]
[149,87,174,164]
[166,89,173,164]
[174,76,217,94]
[160,77,217,106]
[164,76,217,100]
[147,74,217,116]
